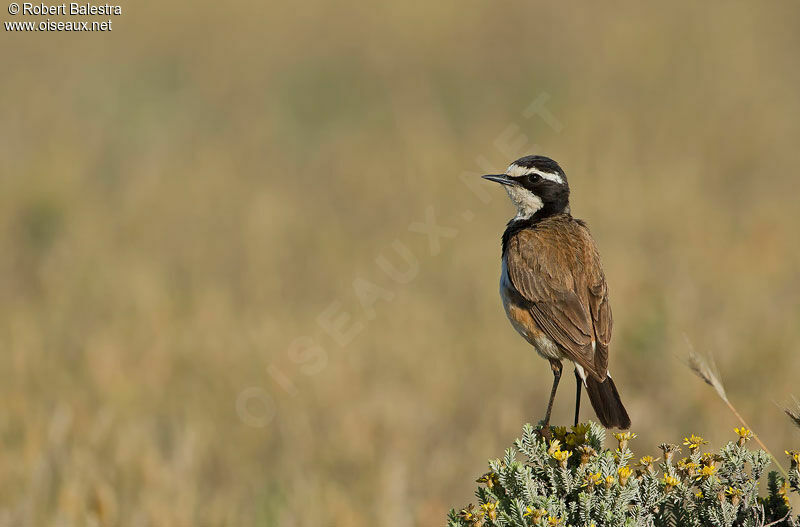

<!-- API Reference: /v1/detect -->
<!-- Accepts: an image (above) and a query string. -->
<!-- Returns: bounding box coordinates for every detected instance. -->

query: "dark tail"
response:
[585,376,631,429]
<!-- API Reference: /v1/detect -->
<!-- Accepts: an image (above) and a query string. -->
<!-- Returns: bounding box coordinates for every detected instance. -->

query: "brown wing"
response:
[506,222,610,380]
[575,219,613,376]
[587,274,612,375]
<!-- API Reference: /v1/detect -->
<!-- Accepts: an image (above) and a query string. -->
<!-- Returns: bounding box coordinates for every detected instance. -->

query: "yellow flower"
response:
[584,471,603,489]
[476,472,500,489]
[613,431,637,450]
[604,475,616,489]
[726,486,743,506]
[734,427,753,446]
[547,439,562,456]
[683,434,708,452]
[458,504,480,522]
[786,449,800,468]
[677,457,699,476]
[700,452,721,467]
[777,480,790,506]
[696,465,717,480]
[551,448,572,467]
[547,516,562,526]
[481,501,498,522]
[663,475,680,489]
[637,455,660,474]
[618,466,633,486]
[523,507,547,521]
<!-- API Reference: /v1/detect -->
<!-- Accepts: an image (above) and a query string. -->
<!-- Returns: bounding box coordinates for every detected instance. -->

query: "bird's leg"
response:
[573,368,583,427]
[541,360,563,436]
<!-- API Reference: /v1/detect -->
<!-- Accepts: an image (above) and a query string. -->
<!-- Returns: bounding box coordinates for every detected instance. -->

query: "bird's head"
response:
[482,155,570,220]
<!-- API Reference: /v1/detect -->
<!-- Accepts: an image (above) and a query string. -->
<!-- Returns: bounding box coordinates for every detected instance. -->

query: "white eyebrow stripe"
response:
[530,169,564,184]
[506,164,564,184]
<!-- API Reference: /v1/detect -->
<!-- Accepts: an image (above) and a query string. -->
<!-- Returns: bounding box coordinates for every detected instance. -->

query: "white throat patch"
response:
[504,185,543,219]
[506,164,564,185]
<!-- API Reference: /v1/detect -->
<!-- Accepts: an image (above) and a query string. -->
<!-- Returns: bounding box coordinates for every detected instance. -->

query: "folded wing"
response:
[505,226,611,380]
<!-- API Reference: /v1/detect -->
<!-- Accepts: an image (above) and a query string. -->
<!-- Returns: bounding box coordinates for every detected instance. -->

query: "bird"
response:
[482,155,631,431]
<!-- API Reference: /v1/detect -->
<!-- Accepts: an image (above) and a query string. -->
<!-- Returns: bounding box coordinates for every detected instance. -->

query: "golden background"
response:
[2,1,799,525]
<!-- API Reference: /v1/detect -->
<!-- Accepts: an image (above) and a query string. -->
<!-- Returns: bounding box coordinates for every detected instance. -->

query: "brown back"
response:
[504,214,612,379]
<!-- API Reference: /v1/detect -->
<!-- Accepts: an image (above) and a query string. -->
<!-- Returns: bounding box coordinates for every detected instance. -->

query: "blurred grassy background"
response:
[2,0,800,525]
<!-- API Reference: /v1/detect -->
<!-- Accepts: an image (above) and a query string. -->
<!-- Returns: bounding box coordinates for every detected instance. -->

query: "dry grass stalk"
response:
[684,339,789,479]
[784,396,800,431]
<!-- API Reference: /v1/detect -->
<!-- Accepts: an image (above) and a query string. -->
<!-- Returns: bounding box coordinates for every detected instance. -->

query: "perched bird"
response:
[482,155,630,430]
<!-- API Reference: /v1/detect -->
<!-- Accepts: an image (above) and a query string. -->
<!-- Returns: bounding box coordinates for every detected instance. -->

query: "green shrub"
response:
[448,422,800,527]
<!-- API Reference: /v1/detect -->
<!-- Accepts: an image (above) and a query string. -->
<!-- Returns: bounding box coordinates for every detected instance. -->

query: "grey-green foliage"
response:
[447,422,800,527]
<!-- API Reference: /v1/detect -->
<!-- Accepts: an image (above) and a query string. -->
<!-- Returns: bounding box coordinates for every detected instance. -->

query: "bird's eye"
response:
[526,173,540,184]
